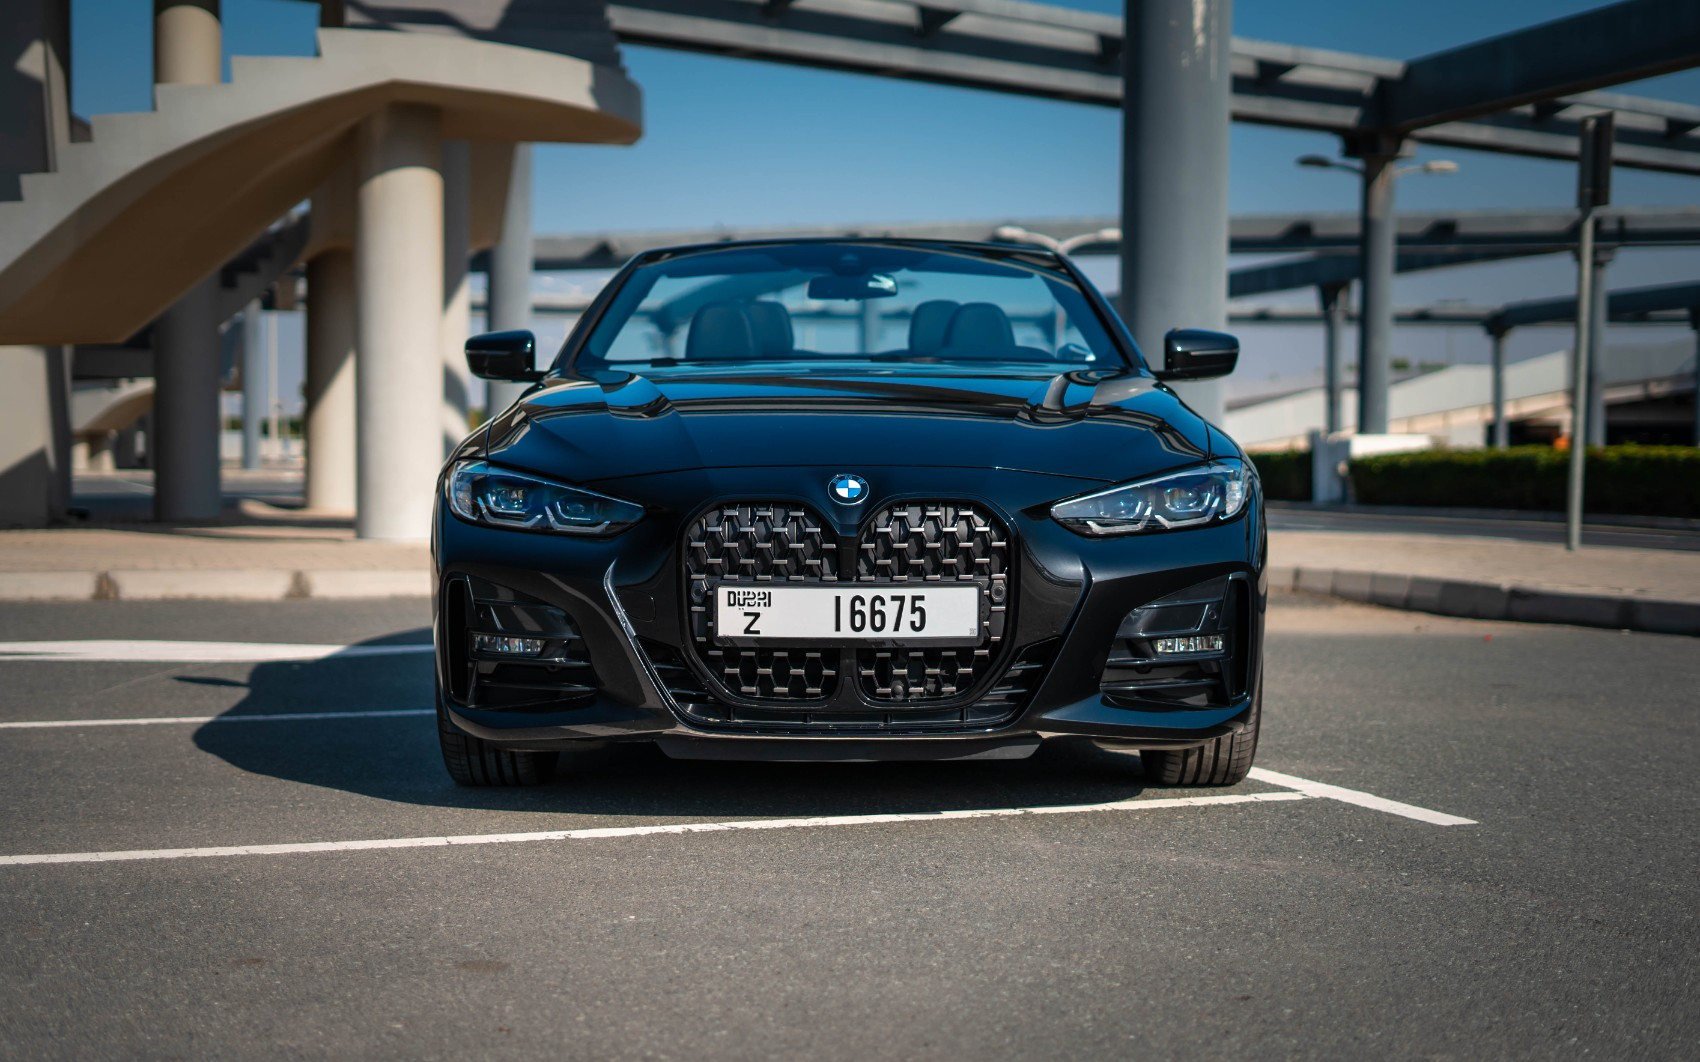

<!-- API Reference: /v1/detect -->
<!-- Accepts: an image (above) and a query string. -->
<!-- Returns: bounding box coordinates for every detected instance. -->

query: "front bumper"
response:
[433,464,1266,755]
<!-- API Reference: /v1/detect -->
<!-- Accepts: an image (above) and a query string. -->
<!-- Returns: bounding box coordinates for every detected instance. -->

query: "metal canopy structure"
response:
[605,0,1700,174]
[516,207,1700,272]
[1486,280,1700,332]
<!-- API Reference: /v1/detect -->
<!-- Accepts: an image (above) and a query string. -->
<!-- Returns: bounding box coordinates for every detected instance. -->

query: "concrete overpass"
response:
[0,0,641,535]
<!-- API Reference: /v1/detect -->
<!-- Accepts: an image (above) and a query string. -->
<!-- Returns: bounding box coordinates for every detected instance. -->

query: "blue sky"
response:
[70,0,1700,404]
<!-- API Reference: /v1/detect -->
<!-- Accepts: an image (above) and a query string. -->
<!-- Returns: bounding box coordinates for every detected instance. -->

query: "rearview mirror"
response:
[1154,329,1239,381]
[807,273,898,300]
[465,330,543,382]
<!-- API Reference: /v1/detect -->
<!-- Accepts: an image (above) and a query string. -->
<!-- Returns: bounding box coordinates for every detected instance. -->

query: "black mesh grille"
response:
[855,503,1009,702]
[685,502,840,701]
[679,499,1025,727]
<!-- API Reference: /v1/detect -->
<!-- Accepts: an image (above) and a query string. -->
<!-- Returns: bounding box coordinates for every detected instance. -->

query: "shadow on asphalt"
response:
[192,627,1161,818]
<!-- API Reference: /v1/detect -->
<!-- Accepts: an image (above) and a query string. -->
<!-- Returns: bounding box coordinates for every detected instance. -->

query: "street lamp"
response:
[1295,152,1459,438]
[991,225,1120,353]
[993,224,1121,258]
[1296,154,1459,178]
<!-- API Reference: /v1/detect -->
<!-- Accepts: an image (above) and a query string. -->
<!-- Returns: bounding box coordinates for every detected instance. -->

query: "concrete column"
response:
[1318,281,1348,435]
[152,276,223,520]
[442,140,473,456]
[0,346,70,525]
[1354,147,1399,435]
[304,250,357,511]
[1489,326,1510,450]
[355,104,443,541]
[1119,0,1232,425]
[858,299,881,354]
[486,142,534,414]
[153,0,220,85]
[1691,309,1700,448]
[240,300,262,469]
[1586,250,1612,447]
[85,431,116,472]
[1,0,74,200]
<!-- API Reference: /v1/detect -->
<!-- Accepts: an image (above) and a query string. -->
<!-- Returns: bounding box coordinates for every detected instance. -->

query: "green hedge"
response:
[1347,445,1700,518]
[1249,450,1312,502]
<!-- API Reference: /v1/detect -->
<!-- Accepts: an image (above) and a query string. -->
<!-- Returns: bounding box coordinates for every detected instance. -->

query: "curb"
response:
[1270,566,1700,637]
[0,570,432,603]
[4,567,1695,637]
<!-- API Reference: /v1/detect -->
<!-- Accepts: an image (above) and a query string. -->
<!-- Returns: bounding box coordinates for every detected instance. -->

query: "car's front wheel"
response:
[1140,682,1260,787]
[436,692,558,786]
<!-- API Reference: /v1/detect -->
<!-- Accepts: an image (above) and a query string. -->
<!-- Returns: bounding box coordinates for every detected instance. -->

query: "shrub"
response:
[1249,450,1312,502]
[1346,445,1700,518]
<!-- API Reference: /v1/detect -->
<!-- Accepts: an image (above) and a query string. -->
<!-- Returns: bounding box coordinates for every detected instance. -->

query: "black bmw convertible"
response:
[435,239,1264,786]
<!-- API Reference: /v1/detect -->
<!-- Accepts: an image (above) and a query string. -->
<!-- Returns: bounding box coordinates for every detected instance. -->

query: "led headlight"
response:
[446,460,644,536]
[1051,459,1249,536]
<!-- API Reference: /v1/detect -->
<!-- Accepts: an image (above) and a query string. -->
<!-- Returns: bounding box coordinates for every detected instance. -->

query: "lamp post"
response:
[993,224,1121,258]
[1297,153,1459,436]
[994,225,1122,352]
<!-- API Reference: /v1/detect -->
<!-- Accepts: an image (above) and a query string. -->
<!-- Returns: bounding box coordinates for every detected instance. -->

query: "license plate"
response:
[714,584,982,647]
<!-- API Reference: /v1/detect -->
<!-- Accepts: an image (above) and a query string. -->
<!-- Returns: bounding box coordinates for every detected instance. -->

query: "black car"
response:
[435,239,1264,786]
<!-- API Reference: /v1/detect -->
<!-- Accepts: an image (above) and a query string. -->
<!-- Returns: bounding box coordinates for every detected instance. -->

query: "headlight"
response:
[446,460,644,535]
[1051,459,1249,535]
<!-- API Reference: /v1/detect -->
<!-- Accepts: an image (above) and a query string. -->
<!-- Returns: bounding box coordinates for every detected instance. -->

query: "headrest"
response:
[685,301,758,361]
[944,302,1016,353]
[747,301,795,358]
[908,300,959,354]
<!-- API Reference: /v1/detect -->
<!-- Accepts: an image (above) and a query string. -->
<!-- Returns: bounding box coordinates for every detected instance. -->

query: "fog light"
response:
[1154,635,1223,655]
[474,634,544,656]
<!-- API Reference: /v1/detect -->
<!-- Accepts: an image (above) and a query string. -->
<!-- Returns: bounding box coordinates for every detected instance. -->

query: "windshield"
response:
[565,242,1130,374]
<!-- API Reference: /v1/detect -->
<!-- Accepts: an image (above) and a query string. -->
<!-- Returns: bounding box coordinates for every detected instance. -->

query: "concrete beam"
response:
[605,0,1700,174]
[1382,0,1700,132]
[523,206,1700,271]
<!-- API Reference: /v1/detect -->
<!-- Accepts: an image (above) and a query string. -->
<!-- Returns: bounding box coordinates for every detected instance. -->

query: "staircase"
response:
[0,24,641,346]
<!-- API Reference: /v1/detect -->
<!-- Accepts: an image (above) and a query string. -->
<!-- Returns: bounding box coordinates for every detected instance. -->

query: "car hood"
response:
[481,366,1218,486]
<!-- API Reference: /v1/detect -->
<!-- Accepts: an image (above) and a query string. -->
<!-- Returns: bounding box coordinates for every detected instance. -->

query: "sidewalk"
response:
[2,513,1697,635]
[0,503,428,601]
[1269,530,1700,635]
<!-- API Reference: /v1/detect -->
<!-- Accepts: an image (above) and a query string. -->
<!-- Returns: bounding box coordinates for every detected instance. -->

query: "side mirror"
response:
[1155,328,1239,381]
[465,330,543,382]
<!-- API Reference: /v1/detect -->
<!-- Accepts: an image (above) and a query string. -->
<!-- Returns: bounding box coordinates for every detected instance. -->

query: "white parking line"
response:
[0,640,431,663]
[1247,767,1477,826]
[0,791,1309,866]
[0,709,434,730]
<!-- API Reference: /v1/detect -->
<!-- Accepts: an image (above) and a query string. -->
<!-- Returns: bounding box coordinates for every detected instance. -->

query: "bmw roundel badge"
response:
[829,474,869,505]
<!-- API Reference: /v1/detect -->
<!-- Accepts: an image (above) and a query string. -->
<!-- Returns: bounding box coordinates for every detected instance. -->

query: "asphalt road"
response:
[0,594,1695,1060]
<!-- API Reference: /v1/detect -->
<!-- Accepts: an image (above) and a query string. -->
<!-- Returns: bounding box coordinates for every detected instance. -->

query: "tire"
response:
[1140,682,1260,787]
[436,694,559,786]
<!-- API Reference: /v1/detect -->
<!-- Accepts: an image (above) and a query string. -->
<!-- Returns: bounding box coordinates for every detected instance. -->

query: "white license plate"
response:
[714,584,982,646]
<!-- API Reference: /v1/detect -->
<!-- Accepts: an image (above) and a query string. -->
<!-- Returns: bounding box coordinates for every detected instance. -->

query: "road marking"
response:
[0,640,432,663]
[0,792,1309,866]
[0,709,434,730]
[1248,767,1476,826]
